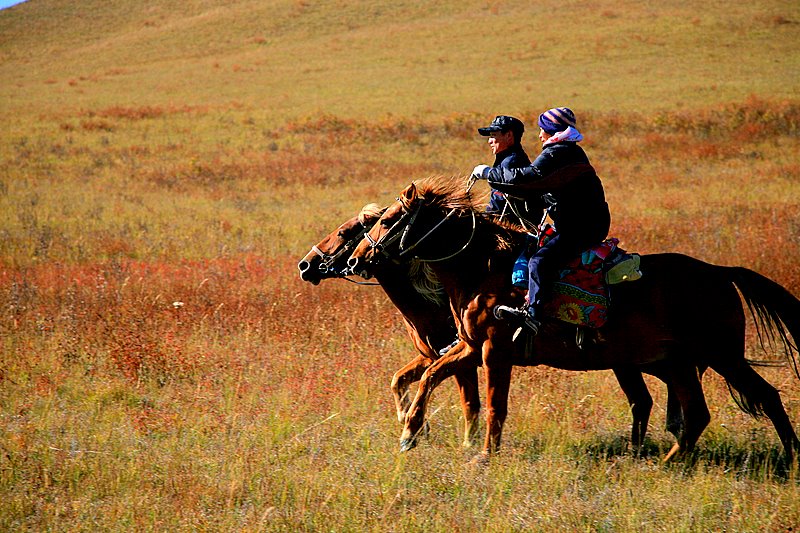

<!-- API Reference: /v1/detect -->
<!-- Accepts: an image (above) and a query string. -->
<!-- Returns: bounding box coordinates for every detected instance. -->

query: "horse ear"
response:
[400,183,417,204]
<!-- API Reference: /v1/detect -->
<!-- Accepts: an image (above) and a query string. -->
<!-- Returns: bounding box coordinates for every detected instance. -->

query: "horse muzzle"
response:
[297,259,322,285]
[347,256,372,279]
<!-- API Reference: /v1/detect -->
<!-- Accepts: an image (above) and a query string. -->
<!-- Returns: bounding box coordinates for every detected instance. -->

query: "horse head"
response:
[298,203,385,284]
[348,178,478,277]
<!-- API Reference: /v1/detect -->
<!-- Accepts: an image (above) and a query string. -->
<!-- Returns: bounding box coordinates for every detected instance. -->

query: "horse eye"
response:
[380,218,393,227]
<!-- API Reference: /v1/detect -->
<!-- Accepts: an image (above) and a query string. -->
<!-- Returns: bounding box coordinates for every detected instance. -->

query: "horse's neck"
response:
[433,220,521,283]
[423,257,486,319]
[425,220,525,310]
[374,263,447,315]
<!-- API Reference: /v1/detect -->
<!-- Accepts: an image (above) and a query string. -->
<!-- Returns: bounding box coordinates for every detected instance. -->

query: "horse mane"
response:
[410,176,525,253]
[406,176,477,214]
[359,199,446,305]
[408,259,447,306]
[358,203,386,226]
[485,214,529,252]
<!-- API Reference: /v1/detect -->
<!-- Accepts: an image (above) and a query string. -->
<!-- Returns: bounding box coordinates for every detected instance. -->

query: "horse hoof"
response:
[467,452,490,466]
[663,443,682,462]
[399,438,417,452]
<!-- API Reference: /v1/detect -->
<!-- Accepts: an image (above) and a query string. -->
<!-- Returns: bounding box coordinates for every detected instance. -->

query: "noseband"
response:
[312,223,370,276]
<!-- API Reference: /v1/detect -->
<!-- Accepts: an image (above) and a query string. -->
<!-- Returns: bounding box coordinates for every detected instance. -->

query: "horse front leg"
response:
[454,366,481,448]
[390,354,431,424]
[399,343,480,452]
[612,367,653,452]
[477,359,513,460]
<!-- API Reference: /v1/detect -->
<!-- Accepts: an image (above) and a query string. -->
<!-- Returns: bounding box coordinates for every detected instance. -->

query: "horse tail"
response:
[726,266,800,377]
[718,266,800,418]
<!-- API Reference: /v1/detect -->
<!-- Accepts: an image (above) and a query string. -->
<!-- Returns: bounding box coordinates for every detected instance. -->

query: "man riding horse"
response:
[472,107,611,341]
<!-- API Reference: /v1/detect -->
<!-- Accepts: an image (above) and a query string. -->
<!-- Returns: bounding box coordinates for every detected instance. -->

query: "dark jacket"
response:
[487,142,610,245]
[486,144,531,221]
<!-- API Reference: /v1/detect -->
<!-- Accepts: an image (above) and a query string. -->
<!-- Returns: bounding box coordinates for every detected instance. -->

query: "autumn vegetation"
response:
[1,0,800,530]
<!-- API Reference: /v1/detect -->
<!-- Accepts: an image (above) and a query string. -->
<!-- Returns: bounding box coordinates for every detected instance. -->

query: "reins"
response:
[361,178,481,265]
[365,200,478,264]
[398,206,457,259]
[401,208,477,263]
[499,191,558,237]
[363,205,414,261]
[321,226,365,274]
[339,276,380,286]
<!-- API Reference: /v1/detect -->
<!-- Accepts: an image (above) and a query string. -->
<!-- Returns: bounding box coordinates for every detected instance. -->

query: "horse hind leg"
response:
[664,365,708,439]
[664,383,684,440]
[714,361,800,462]
[663,363,710,462]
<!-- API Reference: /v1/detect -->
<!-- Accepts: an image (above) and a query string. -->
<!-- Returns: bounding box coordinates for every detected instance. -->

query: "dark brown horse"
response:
[298,206,678,450]
[348,177,800,462]
[298,205,482,446]
[305,202,714,453]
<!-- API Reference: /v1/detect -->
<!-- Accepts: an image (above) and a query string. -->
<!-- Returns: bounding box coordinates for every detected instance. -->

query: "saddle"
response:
[514,237,642,329]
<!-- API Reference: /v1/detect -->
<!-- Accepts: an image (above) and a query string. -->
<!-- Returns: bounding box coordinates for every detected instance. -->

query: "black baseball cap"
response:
[478,115,525,137]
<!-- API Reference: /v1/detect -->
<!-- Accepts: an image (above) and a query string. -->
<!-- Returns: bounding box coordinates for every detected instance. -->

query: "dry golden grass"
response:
[1,0,800,531]
[2,0,799,120]
[2,99,799,531]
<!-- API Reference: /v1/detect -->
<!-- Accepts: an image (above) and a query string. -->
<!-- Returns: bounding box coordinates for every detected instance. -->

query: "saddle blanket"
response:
[541,239,618,329]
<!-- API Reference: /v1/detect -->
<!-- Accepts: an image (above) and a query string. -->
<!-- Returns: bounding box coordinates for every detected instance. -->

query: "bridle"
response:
[320,226,366,275]
[311,223,379,284]
[364,198,477,264]
[362,203,415,260]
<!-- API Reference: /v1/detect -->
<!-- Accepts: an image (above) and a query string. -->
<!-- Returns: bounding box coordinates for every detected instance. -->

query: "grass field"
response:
[2,0,800,530]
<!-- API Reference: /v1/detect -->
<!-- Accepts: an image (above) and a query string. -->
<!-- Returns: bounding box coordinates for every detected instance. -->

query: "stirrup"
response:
[493,305,540,336]
[438,338,459,356]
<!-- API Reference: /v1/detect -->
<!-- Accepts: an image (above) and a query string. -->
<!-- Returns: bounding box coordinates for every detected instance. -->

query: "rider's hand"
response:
[471,164,491,180]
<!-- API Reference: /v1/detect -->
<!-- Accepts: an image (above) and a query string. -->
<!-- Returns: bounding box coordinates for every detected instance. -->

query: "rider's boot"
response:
[493,304,541,338]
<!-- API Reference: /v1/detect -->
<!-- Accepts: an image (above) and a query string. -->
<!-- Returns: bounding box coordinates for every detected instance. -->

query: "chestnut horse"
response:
[298,206,482,447]
[298,206,680,450]
[348,178,800,462]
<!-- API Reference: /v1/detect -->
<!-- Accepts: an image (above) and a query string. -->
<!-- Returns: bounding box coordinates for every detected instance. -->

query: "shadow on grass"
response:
[554,433,798,482]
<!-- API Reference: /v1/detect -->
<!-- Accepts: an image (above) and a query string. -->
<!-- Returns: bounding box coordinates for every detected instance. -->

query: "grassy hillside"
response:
[1,0,799,122]
[1,1,800,531]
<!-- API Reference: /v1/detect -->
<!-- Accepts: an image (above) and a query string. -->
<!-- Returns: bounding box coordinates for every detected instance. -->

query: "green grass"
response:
[1,0,800,531]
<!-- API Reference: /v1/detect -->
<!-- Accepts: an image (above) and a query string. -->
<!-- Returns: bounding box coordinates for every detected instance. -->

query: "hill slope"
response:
[1,0,799,122]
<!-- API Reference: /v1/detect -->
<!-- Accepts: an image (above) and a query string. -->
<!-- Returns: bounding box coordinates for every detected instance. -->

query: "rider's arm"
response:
[486,147,553,189]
